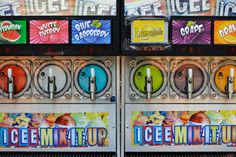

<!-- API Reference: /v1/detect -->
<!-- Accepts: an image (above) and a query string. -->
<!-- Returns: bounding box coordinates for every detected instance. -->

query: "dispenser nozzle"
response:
[8,68,12,78]
[187,68,193,99]
[89,68,96,100]
[7,68,14,99]
[227,68,234,99]
[145,68,152,100]
[49,67,53,77]
[48,68,56,100]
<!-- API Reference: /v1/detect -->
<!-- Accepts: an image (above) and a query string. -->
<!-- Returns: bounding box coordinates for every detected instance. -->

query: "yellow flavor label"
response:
[131,20,165,44]
[214,20,236,44]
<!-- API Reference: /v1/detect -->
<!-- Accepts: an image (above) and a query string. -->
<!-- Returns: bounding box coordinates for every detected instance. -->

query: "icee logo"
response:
[217,0,236,16]
[72,20,111,44]
[169,0,213,16]
[0,1,21,16]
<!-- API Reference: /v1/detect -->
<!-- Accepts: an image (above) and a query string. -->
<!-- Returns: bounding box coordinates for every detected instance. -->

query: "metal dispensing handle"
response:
[227,68,234,99]
[145,68,152,100]
[187,68,193,99]
[89,68,96,100]
[7,68,14,99]
[48,68,56,100]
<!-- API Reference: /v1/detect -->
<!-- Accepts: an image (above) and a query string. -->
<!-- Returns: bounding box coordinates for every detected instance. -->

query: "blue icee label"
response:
[72,20,111,44]
[217,0,236,16]
[0,1,21,16]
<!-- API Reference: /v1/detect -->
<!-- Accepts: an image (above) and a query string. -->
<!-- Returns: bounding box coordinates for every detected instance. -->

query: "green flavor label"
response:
[0,20,27,44]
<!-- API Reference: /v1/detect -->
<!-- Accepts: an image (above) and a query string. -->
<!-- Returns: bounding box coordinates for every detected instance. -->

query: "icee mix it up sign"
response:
[131,111,236,147]
[0,112,109,148]
[72,20,111,44]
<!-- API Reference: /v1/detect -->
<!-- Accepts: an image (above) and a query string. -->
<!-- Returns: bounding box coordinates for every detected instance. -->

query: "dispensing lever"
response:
[145,68,152,100]
[187,69,193,99]
[89,68,96,100]
[48,68,56,100]
[48,76,56,100]
[227,68,234,99]
[7,69,14,99]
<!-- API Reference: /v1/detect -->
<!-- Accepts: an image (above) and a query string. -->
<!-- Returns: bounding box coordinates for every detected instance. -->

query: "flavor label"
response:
[0,1,22,16]
[216,0,236,16]
[24,0,72,15]
[0,20,27,44]
[0,112,109,148]
[30,20,69,44]
[168,0,216,16]
[131,19,166,44]
[72,20,111,44]
[214,20,236,44]
[74,0,116,16]
[124,0,168,16]
[131,110,236,147]
[172,20,211,45]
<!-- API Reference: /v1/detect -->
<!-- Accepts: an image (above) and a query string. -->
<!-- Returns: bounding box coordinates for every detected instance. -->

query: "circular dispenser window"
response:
[0,61,31,98]
[74,61,111,98]
[211,60,236,97]
[130,61,167,98]
[33,61,71,98]
[170,60,208,98]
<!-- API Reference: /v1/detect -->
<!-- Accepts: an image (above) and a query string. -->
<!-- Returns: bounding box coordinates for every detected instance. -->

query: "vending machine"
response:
[121,0,236,156]
[0,1,120,157]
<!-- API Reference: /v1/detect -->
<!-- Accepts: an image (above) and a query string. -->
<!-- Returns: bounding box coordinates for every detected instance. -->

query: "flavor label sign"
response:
[0,1,22,16]
[172,20,211,45]
[0,112,109,147]
[30,20,69,44]
[214,20,236,44]
[124,0,168,16]
[0,20,27,44]
[74,0,116,16]
[131,19,166,44]
[216,0,236,16]
[132,110,236,147]
[72,20,111,44]
[24,0,71,15]
[168,0,216,16]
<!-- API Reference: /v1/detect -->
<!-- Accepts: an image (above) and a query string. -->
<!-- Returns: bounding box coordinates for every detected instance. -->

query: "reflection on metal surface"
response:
[211,60,236,98]
[74,61,111,99]
[130,60,167,99]
[33,60,71,99]
[0,60,31,98]
[187,68,193,99]
[170,60,208,98]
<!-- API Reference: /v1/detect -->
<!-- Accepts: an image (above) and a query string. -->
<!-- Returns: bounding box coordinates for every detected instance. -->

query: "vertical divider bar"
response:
[69,17,72,46]
[121,56,125,156]
[116,56,121,157]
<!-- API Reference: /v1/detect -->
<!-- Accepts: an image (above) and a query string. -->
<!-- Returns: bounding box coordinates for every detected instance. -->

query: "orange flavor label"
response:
[214,20,236,44]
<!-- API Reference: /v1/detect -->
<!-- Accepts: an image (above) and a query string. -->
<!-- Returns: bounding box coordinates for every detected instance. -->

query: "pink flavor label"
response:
[30,20,68,44]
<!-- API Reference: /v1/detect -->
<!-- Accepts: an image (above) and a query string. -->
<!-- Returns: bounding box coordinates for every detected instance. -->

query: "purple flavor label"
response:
[172,20,211,45]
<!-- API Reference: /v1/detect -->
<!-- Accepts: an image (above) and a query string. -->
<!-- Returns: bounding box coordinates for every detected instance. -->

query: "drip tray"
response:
[0,153,116,157]
[125,153,235,157]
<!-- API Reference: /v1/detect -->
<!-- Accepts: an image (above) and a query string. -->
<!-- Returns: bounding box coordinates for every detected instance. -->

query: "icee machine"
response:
[121,0,236,156]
